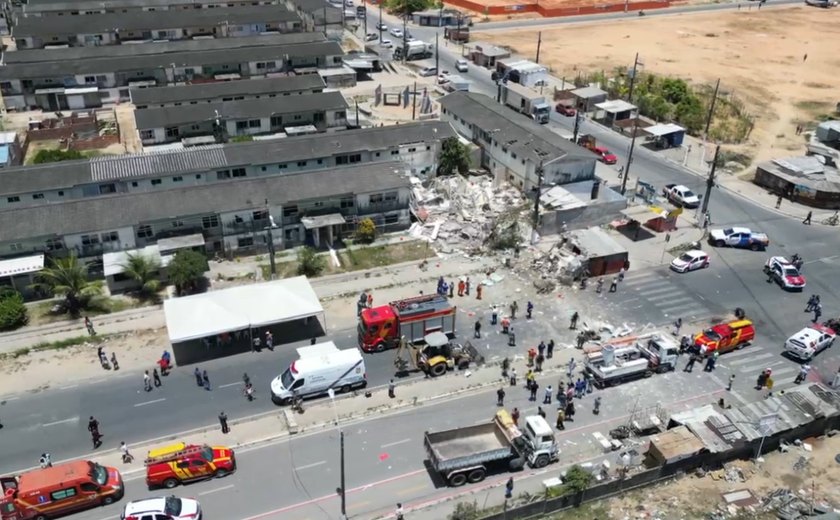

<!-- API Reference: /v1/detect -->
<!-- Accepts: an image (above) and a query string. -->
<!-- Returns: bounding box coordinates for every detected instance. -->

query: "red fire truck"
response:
[358,294,456,352]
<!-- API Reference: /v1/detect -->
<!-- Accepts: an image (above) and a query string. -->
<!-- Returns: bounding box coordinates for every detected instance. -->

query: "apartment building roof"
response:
[0,40,342,79]
[3,33,325,64]
[22,0,242,7]
[13,6,300,38]
[133,91,347,129]
[0,120,455,195]
[130,75,325,106]
[0,162,410,242]
[438,91,592,163]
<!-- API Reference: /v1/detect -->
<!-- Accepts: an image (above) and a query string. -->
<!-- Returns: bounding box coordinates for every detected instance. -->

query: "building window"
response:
[165,127,180,138]
[248,119,261,128]
[260,166,267,172]
[236,121,248,131]
[237,237,254,247]
[196,174,202,179]
[131,181,139,187]
[384,191,398,202]
[217,170,231,179]
[98,183,116,194]
[390,150,399,155]
[7,196,20,203]
[313,201,324,208]
[202,215,219,228]
[137,225,153,238]
[370,193,383,204]
[84,76,96,84]
[336,153,361,165]
[232,168,246,177]
[252,209,268,221]
[139,129,154,140]
[340,197,354,209]
[58,191,64,196]
[45,238,64,251]
[283,205,298,217]
[278,163,287,170]
[297,161,307,167]
[173,176,183,182]
[317,158,323,164]
[384,213,399,225]
[101,231,119,243]
[171,220,184,228]
[32,193,45,200]
[270,115,283,127]
[426,145,431,150]
[408,147,416,152]
[81,234,100,246]
[151,179,162,186]
[9,243,23,251]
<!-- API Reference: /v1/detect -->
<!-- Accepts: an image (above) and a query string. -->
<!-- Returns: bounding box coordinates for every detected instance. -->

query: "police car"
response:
[763,256,806,290]
[784,324,835,361]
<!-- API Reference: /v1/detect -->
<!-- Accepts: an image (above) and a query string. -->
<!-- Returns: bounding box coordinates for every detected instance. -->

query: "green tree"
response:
[0,288,28,331]
[296,247,326,277]
[384,0,434,16]
[437,137,471,176]
[448,501,481,520]
[660,78,690,105]
[355,218,376,244]
[31,255,104,316]
[121,252,162,298]
[562,465,593,494]
[32,149,84,164]
[167,250,208,296]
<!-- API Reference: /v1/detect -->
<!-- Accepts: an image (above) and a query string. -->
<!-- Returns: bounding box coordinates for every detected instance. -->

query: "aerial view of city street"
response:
[0,0,840,518]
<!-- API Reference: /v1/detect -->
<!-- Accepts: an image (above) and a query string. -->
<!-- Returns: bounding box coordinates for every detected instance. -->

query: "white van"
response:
[270,342,366,404]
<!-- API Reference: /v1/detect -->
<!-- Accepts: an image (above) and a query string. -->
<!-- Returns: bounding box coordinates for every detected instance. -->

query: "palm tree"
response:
[31,255,104,316]
[121,253,161,299]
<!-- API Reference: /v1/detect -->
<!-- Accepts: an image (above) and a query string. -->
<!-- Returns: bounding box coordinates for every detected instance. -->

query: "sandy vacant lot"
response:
[474,6,840,166]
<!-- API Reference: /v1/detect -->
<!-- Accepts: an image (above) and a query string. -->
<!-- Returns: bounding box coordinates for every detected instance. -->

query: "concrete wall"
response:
[539,197,627,235]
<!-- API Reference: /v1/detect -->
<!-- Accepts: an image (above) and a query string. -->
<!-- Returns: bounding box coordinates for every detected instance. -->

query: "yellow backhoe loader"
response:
[394,332,483,377]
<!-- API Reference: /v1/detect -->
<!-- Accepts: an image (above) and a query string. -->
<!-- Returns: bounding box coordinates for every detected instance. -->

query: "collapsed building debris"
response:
[408,173,531,254]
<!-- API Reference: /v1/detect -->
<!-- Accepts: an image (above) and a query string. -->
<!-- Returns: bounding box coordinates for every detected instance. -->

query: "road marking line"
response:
[724,348,761,360]
[295,460,327,471]
[199,484,235,496]
[646,292,690,302]
[396,484,429,496]
[381,438,412,448]
[768,367,796,378]
[732,359,787,373]
[347,500,372,511]
[219,382,241,389]
[42,417,78,427]
[1,396,20,402]
[728,353,774,367]
[134,398,166,407]
[631,285,672,295]
[60,384,79,390]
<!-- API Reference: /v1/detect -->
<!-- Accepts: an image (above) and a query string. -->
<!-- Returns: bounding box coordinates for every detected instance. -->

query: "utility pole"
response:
[362,0,367,39]
[322,6,328,37]
[703,78,721,141]
[435,33,439,72]
[535,31,542,64]
[401,8,407,64]
[620,112,640,195]
[378,0,382,40]
[339,430,346,519]
[263,200,277,279]
[627,52,640,102]
[700,144,720,218]
[411,81,417,120]
[572,109,582,144]
[531,159,545,245]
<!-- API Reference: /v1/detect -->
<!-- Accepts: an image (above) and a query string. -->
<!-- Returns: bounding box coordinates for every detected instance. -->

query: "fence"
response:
[476,410,840,520]
[444,0,670,17]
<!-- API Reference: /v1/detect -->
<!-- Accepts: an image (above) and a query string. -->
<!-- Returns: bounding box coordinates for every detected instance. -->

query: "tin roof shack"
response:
[594,100,637,128]
[537,178,627,235]
[754,156,840,210]
[568,227,628,277]
[571,86,608,113]
[470,42,510,69]
[645,425,705,466]
[668,404,747,454]
[412,9,471,27]
[642,123,686,149]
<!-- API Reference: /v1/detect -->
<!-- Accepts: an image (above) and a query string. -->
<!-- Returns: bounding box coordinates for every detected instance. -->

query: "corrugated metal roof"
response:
[90,146,228,181]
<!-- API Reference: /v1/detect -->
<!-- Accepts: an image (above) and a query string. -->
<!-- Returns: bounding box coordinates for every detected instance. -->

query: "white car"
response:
[390,28,403,38]
[121,496,201,520]
[784,324,835,361]
[418,66,437,77]
[662,184,700,208]
[380,38,393,48]
[455,59,469,72]
[670,250,710,273]
[376,22,387,31]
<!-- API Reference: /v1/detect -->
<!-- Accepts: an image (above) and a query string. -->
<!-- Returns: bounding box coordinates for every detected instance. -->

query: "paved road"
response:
[62,369,729,520]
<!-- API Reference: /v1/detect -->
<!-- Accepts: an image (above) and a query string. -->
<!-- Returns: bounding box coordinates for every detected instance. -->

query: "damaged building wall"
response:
[539,196,627,235]
[543,157,596,188]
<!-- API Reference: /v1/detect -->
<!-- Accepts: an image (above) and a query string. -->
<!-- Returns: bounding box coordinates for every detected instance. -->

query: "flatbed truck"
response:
[584,334,679,388]
[424,411,558,487]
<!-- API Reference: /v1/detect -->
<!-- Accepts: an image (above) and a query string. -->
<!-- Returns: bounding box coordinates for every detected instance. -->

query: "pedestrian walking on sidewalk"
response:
[618,267,625,282]
[805,295,816,312]
[219,411,229,434]
[194,367,203,387]
[388,379,396,398]
[776,194,783,209]
[120,442,133,463]
[202,370,211,390]
[546,339,555,359]
[570,311,579,330]
[266,331,274,351]
[497,387,506,406]
[609,277,618,293]
[803,211,812,225]
[813,303,822,323]
[88,416,102,448]
[509,367,517,386]
[555,409,565,430]
[474,319,482,339]
[535,353,545,372]
[491,305,498,325]
[153,368,162,387]
[510,301,518,319]
[84,316,95,336]
[476,284,483,300]
[543,385,552,405]
[143,370,152,392]
[526,301,534,319]
[395,503,405,520]
[511,407,520,425]
[504,477,514,500]
[574,378,585,398]
[728,374,735,391]
[525,369,535,389]
[465,277,471,295]
[110,352,119,370]
[527,348,537,368]
[529,381,539,401]
[457,279,465,297]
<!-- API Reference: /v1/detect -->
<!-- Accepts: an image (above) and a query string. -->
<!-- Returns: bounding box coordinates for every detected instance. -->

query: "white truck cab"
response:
[521,416,559,465]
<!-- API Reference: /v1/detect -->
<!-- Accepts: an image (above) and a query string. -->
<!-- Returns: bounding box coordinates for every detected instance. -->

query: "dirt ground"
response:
[473,5,840,168]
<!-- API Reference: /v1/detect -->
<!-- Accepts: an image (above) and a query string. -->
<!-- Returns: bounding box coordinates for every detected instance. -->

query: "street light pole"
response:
[620,112,640,195]
[263,200,277,279]
[531,159,544,245]
[627,52,640,102]
[535,31,542,64]
[700,144,720,219]
[327,389,347,520]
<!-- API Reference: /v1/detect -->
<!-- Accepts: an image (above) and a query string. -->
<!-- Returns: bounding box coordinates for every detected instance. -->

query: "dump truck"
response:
[425,410,559,487]
[359,294,456,352]
[444,26,469,43]
[394,331,482,377]
[394,40,432,60]
[584,334,680,388]
[501,82,550,124]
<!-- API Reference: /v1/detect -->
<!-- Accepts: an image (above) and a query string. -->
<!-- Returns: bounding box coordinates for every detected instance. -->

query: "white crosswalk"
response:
[618,270,712,322]
[715,344,800,395]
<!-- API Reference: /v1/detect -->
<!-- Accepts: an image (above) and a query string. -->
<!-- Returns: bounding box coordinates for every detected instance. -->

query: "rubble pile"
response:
[408,174,531,254]
[530,242,584,288]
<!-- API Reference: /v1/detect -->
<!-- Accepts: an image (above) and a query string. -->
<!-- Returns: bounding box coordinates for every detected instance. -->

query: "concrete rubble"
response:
[408,173,531,254]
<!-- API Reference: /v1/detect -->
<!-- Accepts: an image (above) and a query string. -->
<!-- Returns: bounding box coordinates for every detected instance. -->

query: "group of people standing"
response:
[437,276,483,300]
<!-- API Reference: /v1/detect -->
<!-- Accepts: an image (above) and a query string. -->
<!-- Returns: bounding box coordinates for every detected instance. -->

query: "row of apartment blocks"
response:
[0,121,456,262]
[0,33,345,111]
